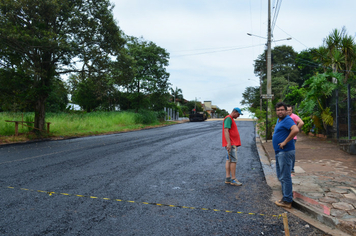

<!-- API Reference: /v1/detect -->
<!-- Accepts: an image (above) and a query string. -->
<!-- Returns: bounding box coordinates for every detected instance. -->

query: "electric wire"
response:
[274,24,309,49]
[261,46,356,74]
[271,0,282,34]
[172,44,266,57]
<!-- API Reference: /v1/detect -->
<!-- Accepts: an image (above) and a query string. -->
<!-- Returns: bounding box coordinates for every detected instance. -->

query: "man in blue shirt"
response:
[273,102,299,209]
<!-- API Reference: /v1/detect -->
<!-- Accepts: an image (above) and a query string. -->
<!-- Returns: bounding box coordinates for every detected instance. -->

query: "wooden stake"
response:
[282,212,290,236]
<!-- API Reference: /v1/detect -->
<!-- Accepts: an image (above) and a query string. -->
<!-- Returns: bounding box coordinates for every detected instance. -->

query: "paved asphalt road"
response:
[0,120,328,235]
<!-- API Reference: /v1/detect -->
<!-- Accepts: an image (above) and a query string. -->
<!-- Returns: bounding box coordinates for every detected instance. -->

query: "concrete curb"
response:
[255,133,355,236]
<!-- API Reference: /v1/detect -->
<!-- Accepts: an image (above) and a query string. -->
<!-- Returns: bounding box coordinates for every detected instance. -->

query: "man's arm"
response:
[278,125,299,149]
[296,118,304,129]
[224,128,232,151]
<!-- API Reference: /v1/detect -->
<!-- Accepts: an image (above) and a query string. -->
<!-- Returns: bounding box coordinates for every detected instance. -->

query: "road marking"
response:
[3,186,282,219]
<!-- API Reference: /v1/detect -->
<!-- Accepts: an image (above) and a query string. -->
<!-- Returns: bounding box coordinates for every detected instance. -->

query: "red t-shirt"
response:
[222,115,241,147]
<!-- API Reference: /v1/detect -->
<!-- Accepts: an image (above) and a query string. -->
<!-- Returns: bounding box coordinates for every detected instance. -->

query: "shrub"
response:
[137,109,158,124]
[155,110,166,122]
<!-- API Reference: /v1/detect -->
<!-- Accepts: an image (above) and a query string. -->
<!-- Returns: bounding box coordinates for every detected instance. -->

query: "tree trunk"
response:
[34,96,46,133]
[136,80,140,112]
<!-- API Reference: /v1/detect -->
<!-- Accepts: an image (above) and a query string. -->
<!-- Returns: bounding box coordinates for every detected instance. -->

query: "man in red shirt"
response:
[222,107,243,186]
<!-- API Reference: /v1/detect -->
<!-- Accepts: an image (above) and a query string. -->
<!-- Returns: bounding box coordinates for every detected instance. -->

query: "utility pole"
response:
[260,75,262,111]
[247,0,291,140]
[266,0,272,140]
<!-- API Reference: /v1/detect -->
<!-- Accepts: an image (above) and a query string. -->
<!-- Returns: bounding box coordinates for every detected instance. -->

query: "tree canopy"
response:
[0,0,127,131]
[246,27,356,138]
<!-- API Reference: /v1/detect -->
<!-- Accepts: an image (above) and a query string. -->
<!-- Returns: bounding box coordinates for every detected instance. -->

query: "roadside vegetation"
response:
[0,111,178,144]
[0,0,228,140]
[242,27,356,140]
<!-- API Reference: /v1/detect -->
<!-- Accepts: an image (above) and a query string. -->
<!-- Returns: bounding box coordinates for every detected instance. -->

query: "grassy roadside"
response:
[0,111,184,145]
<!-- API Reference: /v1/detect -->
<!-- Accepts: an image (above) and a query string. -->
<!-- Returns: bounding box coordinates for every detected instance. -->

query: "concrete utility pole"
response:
[247,0,291,140]
[260,75,262,111]
[265,0,272,140]
[267,0,272,112]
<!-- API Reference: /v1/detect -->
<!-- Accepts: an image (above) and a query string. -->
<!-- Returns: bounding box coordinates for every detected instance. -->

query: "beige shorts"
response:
[226,145,237,163]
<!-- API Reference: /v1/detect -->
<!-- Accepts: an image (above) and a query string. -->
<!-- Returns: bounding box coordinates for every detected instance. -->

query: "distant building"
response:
[204,101,218,118]
[67,103,81,111]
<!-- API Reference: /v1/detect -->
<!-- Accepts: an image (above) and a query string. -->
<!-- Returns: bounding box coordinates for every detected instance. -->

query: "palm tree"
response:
[340,33,356,83]
[323,27,355,83]
[324,28,345,83]
[170,86,183,104]
[314,46,330,73]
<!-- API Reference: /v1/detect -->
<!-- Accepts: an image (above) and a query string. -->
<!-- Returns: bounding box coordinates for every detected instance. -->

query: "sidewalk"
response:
[257,132,356,235]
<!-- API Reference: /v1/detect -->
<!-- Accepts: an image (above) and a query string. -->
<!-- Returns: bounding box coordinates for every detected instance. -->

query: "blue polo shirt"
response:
[272,115,296,153]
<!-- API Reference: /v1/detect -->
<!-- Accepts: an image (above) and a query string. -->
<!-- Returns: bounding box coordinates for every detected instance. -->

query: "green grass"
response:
[339,136,356,140]
[0,111,176,143]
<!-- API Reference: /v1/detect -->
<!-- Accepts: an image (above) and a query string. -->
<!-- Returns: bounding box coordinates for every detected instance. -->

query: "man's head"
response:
[286,105,293,116]
[231,107,243,119]
[275,102,288,119]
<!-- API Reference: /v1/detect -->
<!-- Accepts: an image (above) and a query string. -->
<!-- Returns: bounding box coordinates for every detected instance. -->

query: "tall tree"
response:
[125,37,170,111]
[46,77,69,112]
[0,0,126,131]
[254,45,300,85]
[340,29,356,83]
[295,48,323,83]
[316,27,356,82]
[241,86,260,109]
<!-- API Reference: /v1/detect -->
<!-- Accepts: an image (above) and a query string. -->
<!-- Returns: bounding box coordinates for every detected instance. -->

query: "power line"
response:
[264,46,356,74]
[271,0,282,34]
[172,44,266,57]
[170,44,257,53]
[274,24,309,49]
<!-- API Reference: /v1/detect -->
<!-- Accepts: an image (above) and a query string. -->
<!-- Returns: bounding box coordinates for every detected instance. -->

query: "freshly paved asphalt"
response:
[0,120,328,235]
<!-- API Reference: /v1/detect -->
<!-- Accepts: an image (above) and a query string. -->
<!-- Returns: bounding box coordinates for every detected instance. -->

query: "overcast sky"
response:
[111,0,355,117]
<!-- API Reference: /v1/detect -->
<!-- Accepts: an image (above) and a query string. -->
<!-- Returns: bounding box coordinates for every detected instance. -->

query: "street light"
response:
[247,33,267,39]
[247,0,294,141]
[247,32,291,102]
[274,37,292,42]
[247,33,292,42]
[247,1,292,141]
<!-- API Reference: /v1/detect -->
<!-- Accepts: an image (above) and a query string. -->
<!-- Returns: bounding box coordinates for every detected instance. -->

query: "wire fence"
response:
[329,81,356,140]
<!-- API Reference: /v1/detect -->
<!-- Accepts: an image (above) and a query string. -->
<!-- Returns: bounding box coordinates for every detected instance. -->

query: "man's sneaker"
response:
[225,177,231,184]
[230,179,242,186]
[275,200,292,209]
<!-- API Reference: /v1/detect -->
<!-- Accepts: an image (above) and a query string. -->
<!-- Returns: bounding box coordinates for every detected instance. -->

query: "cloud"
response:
[112,0,356,114]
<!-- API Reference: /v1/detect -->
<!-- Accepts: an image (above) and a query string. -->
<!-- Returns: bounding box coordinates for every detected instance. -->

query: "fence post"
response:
[336,89,339,140]
[164,107,167,121]
[15,122,19,136]
[348,84,351,140]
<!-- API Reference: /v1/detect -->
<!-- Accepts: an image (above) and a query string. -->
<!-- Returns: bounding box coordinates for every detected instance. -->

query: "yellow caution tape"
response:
[4,186,282,218]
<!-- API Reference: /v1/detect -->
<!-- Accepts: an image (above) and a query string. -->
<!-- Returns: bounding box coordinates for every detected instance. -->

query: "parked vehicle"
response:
[189,112,207,122]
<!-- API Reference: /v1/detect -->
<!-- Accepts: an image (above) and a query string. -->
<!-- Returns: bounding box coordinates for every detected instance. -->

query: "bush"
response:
[134,113,144,124]
[301,116,313,135]
[155,110,166,122]
[135,109,158,124]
